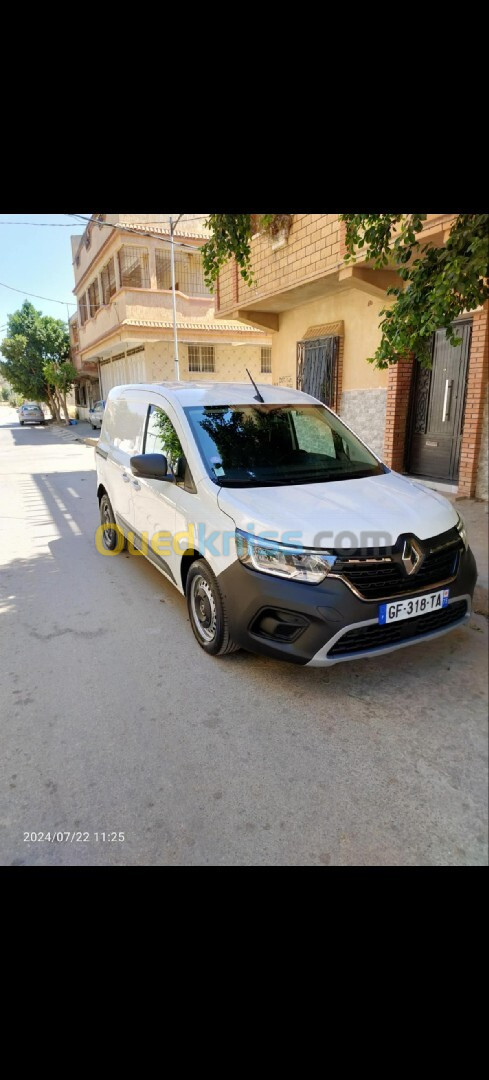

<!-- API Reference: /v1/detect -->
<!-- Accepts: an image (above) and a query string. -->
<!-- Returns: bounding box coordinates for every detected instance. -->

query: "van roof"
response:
[108,382,319,407]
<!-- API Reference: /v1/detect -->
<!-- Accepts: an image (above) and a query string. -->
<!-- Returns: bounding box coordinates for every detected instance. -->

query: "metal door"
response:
[408,321,471,481]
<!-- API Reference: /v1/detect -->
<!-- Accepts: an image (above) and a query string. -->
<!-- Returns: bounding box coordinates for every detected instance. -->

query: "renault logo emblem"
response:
[401,538,424,575]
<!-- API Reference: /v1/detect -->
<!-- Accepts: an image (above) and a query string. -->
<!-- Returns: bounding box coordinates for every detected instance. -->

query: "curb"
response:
[76,436,99,447]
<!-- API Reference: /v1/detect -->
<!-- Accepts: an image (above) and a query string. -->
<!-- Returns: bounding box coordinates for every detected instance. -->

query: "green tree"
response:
[0,300,74,423]
[43,360,77,425]
[340,213,489,367]
[201,214,255,288]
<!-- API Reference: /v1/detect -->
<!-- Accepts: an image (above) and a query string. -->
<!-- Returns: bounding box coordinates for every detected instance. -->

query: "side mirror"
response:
[130,453,175,481]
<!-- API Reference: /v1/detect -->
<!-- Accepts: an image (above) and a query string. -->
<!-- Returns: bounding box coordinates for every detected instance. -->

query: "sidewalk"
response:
[46,418,99,447]
[452,496,489,616]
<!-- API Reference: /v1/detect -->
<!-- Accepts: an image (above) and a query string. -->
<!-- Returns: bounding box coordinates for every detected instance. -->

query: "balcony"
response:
[215,213,456,331]
[77,287,215,358]
[215,215,344,328]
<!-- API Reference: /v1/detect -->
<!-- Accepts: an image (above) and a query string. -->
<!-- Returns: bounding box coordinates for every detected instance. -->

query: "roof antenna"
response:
[246,368,265,403]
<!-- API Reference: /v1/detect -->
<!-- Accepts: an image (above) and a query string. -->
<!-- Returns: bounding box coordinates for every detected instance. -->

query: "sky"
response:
[0,214,86,336]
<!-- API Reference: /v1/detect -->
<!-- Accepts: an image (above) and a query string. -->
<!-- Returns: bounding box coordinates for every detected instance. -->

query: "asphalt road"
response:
[0,406,487,866]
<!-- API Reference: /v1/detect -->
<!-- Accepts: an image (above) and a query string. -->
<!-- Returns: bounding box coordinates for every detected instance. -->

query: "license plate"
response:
[379,589,450,624]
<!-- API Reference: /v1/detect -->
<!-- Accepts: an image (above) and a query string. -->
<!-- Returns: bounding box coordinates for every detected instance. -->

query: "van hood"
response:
[217,471,459,550]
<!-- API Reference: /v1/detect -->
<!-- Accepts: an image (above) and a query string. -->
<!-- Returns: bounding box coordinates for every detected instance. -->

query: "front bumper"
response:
[217,546,477,666]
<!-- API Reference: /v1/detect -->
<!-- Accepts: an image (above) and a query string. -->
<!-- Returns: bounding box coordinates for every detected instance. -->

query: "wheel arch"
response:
[180,548,206,592]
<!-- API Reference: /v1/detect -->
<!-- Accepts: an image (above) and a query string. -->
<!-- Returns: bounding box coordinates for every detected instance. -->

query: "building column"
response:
[383,355,415,471]
[458,301,489,498]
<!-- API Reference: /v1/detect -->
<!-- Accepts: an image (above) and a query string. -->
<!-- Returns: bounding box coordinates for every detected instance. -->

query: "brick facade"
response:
[383,355,415,471]
[217,215,342,316]
[458,302,489,498]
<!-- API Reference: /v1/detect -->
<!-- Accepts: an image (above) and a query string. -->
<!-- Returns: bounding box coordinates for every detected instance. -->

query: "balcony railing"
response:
[155,253,212,296]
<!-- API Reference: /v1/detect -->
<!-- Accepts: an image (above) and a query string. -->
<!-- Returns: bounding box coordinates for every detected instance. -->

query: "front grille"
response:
[328,599,468,658]
[334,528,463,600]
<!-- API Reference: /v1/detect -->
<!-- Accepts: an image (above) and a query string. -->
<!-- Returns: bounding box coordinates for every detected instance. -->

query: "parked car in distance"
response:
[95,382,477,667]
[18,402,45,425]
[89,400,105,429]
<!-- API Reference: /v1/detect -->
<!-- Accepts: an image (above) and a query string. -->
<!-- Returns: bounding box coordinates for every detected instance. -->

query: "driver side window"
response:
[144,405,195,491]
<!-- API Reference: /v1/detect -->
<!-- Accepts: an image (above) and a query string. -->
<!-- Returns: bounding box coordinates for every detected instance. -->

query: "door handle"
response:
[131,479,140,490]
[122,473,130,483]
[442,378,453,422]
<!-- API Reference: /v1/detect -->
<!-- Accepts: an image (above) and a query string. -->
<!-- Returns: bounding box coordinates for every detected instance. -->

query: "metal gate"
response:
[99,348,146,399]
[297,336,339,408]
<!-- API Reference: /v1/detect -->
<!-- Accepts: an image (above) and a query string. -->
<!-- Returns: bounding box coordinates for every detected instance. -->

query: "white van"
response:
[95,382,477,667]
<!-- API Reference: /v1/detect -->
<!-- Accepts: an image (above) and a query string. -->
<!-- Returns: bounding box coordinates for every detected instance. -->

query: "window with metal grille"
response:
[79,293,88,326]
[87,279,100,318]
[101,258,116,304]
[155,250,211,296]
[297,336,339,408]
[188,345,215,373]
[261,346,272,373]
[117,245,150,288]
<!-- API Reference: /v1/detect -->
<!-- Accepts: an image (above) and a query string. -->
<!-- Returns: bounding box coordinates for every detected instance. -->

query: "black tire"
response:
[20,421,24,426]
[186,559,239,656]
[91,424,97,430]
[99,493,126,552]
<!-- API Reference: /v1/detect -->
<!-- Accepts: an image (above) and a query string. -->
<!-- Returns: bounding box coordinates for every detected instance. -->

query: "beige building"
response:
[69,214,272,419]
[215,214,488,500]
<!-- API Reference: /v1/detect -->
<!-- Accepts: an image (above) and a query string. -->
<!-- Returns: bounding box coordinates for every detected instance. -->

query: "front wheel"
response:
[186,559,239,656]
[99,493,126,552]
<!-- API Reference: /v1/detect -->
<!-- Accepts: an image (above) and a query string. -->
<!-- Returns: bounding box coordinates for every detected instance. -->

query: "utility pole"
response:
[169,214,183,380]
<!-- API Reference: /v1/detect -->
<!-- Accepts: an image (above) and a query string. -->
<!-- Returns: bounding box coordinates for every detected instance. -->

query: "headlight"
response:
[235,529,336,584]
[456,513,468,550]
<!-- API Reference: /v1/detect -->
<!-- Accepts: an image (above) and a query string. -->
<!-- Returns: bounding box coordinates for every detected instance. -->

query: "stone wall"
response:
[339,388,387,459]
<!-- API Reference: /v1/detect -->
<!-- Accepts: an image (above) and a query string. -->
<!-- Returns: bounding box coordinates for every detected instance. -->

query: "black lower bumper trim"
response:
[328,599,468,657]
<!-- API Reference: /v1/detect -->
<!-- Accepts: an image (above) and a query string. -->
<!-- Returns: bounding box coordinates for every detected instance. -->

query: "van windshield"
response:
[184,404,385,486]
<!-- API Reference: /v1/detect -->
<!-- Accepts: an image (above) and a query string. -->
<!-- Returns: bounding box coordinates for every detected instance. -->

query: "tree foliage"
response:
[340,213,489,367]
[151,409,183,470]
[0,301,74,422]
[202,214,254,288]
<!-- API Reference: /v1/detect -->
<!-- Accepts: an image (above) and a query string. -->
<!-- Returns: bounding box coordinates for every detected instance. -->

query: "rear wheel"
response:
[186,559,239,656]
[99,493,126,552]
[20,420,24,426]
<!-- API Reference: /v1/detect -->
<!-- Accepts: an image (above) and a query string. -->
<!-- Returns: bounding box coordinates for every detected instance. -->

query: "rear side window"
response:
[144,405,195,492]
[102,393,147,454]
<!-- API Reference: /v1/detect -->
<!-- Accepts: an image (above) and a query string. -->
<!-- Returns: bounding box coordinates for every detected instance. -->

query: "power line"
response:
[0,215,208,229]
[0,220,83,227]
[0,280,76,306]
